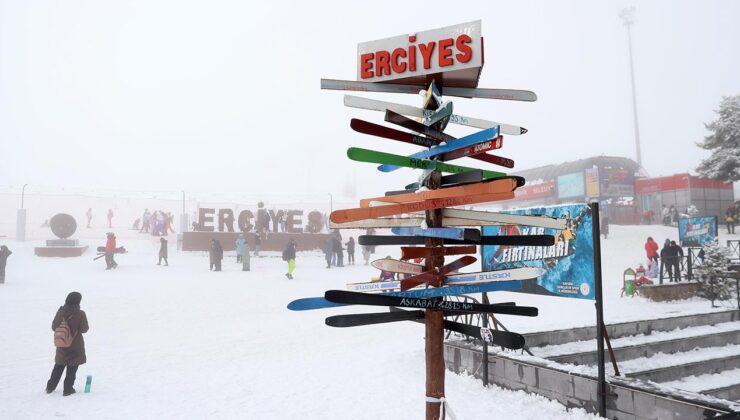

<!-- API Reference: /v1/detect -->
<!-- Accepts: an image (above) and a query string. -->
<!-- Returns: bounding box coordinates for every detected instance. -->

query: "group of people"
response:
[644,236,685,282]
[209,233,296,278]
[322,231,356,268]
[136,209,175,236]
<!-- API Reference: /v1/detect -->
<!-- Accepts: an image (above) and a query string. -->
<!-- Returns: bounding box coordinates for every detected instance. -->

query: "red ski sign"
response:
[357,20,483,88]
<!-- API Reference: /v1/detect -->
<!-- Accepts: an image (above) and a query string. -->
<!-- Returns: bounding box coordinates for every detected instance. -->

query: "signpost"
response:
[288,21,554,419]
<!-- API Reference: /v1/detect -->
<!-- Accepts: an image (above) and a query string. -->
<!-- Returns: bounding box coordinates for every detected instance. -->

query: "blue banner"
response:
[481,203,595,300]
[678,216,718,247]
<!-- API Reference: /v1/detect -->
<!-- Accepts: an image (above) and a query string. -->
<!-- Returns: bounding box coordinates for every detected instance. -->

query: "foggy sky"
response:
[1,0,739,201]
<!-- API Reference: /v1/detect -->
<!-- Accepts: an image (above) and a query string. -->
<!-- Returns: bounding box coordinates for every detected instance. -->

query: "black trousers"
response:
[47,364,78,393]
[105,253,117,268]
[158,255,168,265]
[348,252,355,265]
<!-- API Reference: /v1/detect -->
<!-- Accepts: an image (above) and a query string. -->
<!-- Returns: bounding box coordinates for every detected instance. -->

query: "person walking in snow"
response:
[323,237,334,269]
[209,239,223,271]
[253,232,262,257]
[46,292,89,396]
[726,205,736,234]
[140,208,151,233]
[362,245,371,265]
[667,240,684,282]
[284,238,297,279]
[85,208,92,228]
[241,240,251,272]
[235,234,247,263]
[333,234,343,267]
[346,237,355,265]
[644,237,659,264]
[104,232,118,270]
[157,237,168,266]
[661,205,670,226]
[0,245,12,284]
[600,216,609,239]
[107,209,114,228]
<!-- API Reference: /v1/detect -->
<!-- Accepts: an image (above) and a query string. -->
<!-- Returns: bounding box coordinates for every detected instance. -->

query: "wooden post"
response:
[425,169,445,420]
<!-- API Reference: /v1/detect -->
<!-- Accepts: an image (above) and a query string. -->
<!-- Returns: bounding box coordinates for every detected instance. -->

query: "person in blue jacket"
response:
[235,234,247,263]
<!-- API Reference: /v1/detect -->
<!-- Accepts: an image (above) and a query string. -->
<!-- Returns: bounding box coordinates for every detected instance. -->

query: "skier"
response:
[253,232,262,257]
[235,234,247,263]
[334,234,344,267]
[284,238,297,279]
[46,291,89,396]
[107,209,114,228]
[85,208,92,228]
[323,237,334,269]
[241,240,251,272]
[104,232,118,270]
[345,237,355,265]
[0,245,12,284]
[157,237,168,266]
[644,237,659,264]
[209,239,223,271]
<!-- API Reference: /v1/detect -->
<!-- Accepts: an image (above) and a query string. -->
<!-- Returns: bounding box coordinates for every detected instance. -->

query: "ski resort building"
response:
[499,156,734,224]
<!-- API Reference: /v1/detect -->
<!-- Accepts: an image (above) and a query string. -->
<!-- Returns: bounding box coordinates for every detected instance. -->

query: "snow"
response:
[0,237,599,420]
[663,368,740,393]
[1,222,738,418]
[533,321,740,358]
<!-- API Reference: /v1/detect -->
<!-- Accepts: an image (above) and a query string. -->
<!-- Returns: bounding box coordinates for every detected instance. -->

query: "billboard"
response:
[557,172,585,199]
[585,168,600,198]
[678,216,718,247]
[481,204,595,300]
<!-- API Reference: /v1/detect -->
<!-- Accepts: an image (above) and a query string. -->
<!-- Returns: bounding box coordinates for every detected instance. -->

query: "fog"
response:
[1,0,739,201]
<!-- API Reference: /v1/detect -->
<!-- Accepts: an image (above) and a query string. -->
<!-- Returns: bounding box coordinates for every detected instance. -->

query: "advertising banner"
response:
[481,204,595,300]
[585,168,600,198]
[678,216,718,247]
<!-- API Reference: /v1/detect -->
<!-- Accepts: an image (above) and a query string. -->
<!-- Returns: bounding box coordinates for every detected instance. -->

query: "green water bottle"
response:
[84,375,93,393]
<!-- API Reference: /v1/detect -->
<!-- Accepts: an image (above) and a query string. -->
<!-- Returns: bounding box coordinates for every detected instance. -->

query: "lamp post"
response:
[328,193,333,214]
[180,190,188,234]
[619,6,643,168]
[17,184,28,241]
[21,183,28,209]
[181,190,186,214]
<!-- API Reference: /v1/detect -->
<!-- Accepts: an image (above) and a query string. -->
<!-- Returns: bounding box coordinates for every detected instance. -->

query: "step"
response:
[626,350,740,383]
[523,310,739,348]
[548,328,740,365]
[705,384,740,402]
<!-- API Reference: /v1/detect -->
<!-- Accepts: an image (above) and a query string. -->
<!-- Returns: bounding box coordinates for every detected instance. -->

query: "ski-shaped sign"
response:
[351,119,438,148]
[400,256,476,291]
[286,279,523,311]
[325,309,472,328]
[439,136,503,162]
[347,147,506,179]
[359,176,521,208]
[321,78,538,102]
[371,258,424,275]
[325,290,538,317]
[400,246,477,260]
[344,94,528,135]
[390,227,480,241]
[442,208,567,230]
[329,191,514,224]
[359,234,555,247]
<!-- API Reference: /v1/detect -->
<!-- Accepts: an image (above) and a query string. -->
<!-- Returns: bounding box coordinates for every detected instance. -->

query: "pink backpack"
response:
[54,317,76,348]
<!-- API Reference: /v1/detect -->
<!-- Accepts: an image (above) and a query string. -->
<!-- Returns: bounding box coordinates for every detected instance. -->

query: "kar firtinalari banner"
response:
[678,216,718,247]
[481,203,595,300]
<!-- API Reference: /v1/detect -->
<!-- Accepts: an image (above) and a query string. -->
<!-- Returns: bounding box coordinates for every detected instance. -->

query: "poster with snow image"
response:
[678,216,717,247]
[481,203,595,300]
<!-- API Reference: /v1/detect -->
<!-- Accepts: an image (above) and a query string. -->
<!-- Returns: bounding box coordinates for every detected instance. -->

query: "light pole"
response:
[21,183,28,209]
[181,190,186,214]
[619,6,643,168]
[328,193,333,213]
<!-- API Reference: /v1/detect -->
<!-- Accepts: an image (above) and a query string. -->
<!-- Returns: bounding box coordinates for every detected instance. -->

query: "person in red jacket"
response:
[644,237,659,264]
[104,232,118,270]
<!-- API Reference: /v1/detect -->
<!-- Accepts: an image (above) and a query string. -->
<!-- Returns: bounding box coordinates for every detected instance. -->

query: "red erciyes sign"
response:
[357,20,483,88]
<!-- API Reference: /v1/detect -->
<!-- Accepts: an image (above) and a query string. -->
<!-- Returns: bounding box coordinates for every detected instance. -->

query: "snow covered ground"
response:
[0,223,736,419]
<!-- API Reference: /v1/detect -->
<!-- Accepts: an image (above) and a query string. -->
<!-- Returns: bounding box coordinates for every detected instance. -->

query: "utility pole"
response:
[619,6,643,168]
